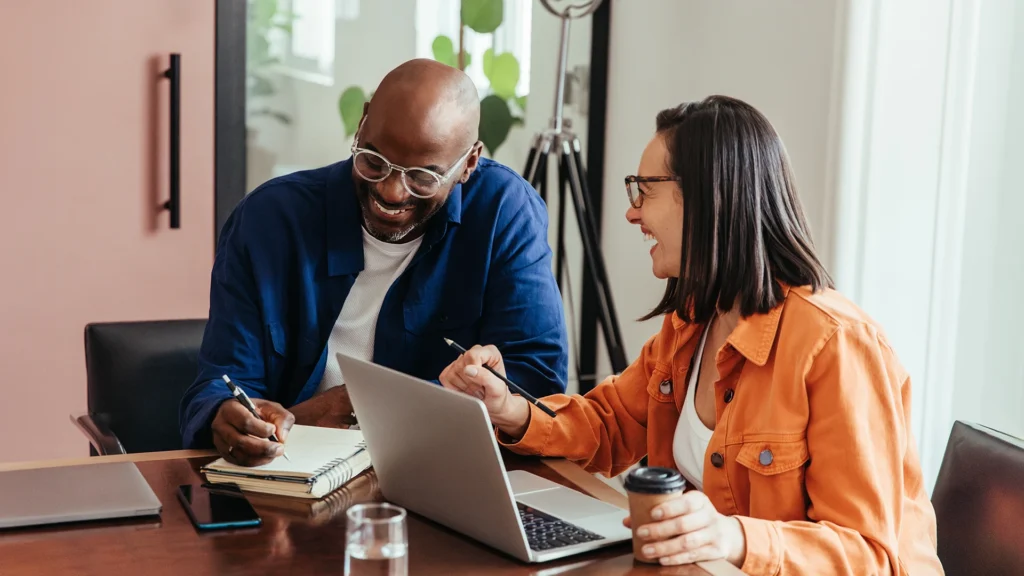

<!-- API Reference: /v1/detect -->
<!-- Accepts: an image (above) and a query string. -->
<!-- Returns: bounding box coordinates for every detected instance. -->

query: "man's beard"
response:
[355,180,448,243]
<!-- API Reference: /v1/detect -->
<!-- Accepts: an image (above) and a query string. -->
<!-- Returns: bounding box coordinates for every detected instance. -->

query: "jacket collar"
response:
[670,284,791,367]
[326,159,463,277]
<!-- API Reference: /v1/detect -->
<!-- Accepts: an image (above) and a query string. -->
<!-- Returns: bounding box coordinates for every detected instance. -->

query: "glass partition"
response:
[244,0,593,194]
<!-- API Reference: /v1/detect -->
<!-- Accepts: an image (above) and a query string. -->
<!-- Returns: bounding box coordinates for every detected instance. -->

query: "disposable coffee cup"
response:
[623,467,687,563]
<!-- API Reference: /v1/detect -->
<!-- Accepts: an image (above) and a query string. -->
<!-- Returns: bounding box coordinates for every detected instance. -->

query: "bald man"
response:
[179,59,568,465]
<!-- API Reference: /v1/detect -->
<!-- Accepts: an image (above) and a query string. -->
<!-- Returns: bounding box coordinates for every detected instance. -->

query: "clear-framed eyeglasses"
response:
[350,119,475,199]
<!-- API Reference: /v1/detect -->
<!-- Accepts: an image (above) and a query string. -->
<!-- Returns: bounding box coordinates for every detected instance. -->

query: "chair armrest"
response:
[69,412,126,456]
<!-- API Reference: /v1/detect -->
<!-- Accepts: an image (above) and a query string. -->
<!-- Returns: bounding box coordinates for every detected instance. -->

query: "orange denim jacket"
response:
[502,286,943,575]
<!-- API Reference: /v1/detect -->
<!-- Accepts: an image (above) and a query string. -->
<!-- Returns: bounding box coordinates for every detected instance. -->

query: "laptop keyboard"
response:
[517,502,604,551]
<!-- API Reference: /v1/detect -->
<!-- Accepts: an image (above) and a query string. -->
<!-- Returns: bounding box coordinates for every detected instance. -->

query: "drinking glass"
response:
[344,503,408,576]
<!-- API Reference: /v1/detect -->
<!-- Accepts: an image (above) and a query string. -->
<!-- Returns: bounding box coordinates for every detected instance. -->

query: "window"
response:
[415,0,532,98]
[268,0,342,85]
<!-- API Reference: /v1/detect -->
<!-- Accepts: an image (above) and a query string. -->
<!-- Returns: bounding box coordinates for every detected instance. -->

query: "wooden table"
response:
[0,451,745,575]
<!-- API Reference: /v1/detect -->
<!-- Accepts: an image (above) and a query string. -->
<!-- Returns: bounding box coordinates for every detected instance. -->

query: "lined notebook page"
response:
[204,425,366,479]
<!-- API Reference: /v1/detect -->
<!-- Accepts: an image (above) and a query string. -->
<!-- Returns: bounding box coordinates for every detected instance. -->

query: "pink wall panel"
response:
[0,1,216,462]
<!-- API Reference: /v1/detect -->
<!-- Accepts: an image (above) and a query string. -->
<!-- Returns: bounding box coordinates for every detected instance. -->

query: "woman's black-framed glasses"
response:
[624,175,680,209]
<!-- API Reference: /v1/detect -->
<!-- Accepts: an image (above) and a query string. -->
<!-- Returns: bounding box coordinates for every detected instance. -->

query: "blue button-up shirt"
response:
[179,158,568,448]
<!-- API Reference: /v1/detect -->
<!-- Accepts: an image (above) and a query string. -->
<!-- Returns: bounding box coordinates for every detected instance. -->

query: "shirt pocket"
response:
[736,439,810,521]
[645,364,675,404]
[266,322,320,371]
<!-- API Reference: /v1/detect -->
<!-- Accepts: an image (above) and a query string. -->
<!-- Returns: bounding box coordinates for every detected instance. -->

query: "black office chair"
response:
[931,420,1024,575]
[72,319,207,455]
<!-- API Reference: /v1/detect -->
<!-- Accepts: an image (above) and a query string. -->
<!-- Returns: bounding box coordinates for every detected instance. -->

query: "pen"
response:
[221,375,291,461]
[443,338,557,418]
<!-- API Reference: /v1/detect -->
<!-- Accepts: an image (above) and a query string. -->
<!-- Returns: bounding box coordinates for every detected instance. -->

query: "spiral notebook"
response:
[244,471,381,524]
[200,425,371,499]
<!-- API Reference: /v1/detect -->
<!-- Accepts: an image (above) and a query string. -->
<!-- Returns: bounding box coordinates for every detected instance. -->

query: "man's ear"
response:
[354,104,370,141]
[460,142,484,183]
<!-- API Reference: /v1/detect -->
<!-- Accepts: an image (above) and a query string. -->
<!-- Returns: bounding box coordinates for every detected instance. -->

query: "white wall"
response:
[598,0,841,376]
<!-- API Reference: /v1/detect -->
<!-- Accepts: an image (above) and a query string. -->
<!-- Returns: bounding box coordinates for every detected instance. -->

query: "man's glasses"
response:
[624,175,681,209]
[350,120,474,199]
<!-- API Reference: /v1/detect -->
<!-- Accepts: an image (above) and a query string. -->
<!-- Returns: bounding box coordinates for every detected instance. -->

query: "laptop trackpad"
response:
[516,486,624,522]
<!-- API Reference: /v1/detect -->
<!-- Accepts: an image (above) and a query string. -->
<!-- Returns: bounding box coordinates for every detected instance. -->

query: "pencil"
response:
[443,338,557,418]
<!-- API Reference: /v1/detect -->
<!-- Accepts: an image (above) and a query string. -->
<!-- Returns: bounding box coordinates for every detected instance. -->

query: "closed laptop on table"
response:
[0,462,161,529]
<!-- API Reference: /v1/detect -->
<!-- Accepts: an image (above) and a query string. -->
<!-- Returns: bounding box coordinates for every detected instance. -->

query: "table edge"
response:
[0,449,218,472]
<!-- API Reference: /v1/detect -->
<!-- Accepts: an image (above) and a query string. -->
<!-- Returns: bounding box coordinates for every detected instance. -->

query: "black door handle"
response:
[162,53,181,228]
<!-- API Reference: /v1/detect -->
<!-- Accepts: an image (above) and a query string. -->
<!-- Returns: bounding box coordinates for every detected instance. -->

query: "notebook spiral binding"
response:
[312,442,368,495]
[313,471,381,523]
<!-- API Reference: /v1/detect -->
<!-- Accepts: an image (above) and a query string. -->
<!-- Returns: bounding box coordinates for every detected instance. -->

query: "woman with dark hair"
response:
[439,96,943,574]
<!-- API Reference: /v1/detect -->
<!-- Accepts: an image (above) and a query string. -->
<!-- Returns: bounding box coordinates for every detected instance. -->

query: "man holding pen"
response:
[179,59,568,466]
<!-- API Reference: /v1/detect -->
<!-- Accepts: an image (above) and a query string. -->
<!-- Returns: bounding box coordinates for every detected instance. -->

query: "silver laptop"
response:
[0,462,162,529]
[338,353,631,563]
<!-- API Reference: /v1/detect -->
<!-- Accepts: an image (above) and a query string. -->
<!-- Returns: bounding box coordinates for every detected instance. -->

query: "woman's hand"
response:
[439,344,532,438]
[626,491,747,567]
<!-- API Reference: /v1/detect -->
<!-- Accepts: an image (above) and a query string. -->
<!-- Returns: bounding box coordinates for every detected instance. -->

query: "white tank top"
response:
[672,323,714,490]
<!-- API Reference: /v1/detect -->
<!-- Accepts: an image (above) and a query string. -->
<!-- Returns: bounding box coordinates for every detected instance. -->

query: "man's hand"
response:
[289,385,358,428]
[212,399,295,467]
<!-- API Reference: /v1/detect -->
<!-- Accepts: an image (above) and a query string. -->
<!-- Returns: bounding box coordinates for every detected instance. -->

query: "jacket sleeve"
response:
[498,316,674,478]
[737,322,939,576]
[478,183,569,397]
[178,202,271,449]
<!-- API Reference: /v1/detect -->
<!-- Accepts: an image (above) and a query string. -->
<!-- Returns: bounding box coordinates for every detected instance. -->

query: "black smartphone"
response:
[177,483,261,531]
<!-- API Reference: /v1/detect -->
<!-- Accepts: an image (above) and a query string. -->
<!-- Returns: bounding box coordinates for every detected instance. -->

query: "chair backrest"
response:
[931,420,1024,576]
[85,319,207,453]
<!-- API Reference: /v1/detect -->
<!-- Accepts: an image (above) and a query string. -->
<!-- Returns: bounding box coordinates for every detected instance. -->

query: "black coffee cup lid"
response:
[623,467,686,494]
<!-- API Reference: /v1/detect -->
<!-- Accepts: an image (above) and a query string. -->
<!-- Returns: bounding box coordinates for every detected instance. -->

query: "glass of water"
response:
[345,503,408,576]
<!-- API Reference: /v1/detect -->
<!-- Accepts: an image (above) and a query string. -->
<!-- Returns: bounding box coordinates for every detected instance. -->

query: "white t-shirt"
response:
[672,323,714,490]
[316,227,422,394]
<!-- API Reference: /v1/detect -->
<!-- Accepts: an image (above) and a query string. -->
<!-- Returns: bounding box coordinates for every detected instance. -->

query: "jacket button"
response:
[759,449,773,466]
[710,452,724,468]
[659,379,672,395]
[723,389,735,403]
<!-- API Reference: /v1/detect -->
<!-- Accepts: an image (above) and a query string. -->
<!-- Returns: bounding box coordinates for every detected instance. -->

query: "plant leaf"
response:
[338,86,368,137]
[252,0,279,28]
[460,51,472,70]
[515,95,527,114]
[482,48,494,78]
[249,34,271,64]
[431,35,456,68]
[486,52,520,99]
[462,0,504,34]
[479,94,515,156]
